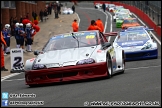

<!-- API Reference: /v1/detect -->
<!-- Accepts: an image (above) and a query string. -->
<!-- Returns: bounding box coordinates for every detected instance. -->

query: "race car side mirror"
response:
[34,50,40,55]
[102,42,111,49]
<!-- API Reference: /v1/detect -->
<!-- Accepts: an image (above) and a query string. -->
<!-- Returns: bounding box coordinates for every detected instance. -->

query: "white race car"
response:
[94,3,102,9]
[62,7,73,14]
[113,12,131,22]
[107,4,116,12]
[25,30,125,87]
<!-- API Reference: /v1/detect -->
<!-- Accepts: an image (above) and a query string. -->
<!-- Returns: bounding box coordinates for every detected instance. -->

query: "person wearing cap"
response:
[87,20,102,32]
[95,18,104,32]
[72,19,79,32]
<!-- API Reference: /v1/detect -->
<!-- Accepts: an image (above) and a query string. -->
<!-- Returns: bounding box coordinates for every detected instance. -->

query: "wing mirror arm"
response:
[34,50,40,55]
[101,42,111,49]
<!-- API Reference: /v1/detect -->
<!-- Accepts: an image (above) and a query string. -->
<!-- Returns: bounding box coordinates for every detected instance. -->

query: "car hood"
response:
[35,46,97,66]
[117,40,149,47]
[122,23,140,27]
[116,19,123,23]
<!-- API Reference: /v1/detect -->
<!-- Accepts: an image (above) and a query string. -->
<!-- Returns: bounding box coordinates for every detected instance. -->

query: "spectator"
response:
[10,17,14,36]
[20,15,23,23]
[72,5,75,13]
[2,24,11,54]
[48,4,52,15]
[57,3,61,14]
[25,23,32,52]
[44,9,48,21]
[14,23,20,48]
[32,11,35,20]
[34,11,37,20]
[26,13,29,19]
[54,4,59,19]
[39,9,44,22]
[19,23,26,52]
[13,17,18,36]
[23,15,27,31]
[13,17,18,25]
[102,3,106,12]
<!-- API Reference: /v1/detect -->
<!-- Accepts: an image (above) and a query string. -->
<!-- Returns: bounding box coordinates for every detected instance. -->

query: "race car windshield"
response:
[120,9,129,13]
[123,19,138,24]
[118,14,128,19]
[117,30,150,42]
[43,32,97,51]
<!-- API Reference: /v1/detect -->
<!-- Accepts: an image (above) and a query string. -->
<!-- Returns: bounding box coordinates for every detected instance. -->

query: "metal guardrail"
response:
[119,1,161,26]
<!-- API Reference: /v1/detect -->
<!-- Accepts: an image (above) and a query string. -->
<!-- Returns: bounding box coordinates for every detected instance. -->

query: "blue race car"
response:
[113,26,158,61]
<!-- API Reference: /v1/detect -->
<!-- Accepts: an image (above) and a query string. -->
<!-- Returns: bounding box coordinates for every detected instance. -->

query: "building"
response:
[1,1,46,27]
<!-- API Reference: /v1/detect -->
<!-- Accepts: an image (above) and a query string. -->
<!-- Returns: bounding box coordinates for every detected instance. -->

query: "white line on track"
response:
[76,13,80,26]
[132,13,161,45]
[3,78,25,82]
[125,65,161,70]
[105,11,112,42]
[77,7,108,33]
[97,9,108,33]
[1,73,22,82]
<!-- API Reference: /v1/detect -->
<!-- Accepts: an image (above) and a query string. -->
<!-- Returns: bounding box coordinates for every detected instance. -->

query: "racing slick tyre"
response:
[121,51,125,74]
[106,54,113,78]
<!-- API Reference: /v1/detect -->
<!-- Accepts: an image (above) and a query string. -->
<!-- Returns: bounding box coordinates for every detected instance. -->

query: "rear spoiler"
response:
[103,32,118,37]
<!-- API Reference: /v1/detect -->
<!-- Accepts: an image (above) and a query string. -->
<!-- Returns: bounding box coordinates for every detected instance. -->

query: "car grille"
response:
[125,52,145,58]
[47,71,78,79]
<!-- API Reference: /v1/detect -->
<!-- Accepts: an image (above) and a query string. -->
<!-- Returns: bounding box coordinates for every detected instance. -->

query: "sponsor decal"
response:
[122,41,143,45]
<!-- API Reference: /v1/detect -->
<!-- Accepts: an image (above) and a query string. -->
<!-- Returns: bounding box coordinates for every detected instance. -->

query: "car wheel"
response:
[121,51,125,74]
[106,54,113,78]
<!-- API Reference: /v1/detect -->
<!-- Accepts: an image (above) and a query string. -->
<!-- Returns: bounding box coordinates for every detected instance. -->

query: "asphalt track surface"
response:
[1,3,161,107]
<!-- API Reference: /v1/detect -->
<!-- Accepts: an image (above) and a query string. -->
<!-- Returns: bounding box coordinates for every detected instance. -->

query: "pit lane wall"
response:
[94,1,161,36]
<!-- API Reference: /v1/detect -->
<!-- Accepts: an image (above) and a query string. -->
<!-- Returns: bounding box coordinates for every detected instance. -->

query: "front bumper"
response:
[125,49,158,61]
[25,62,108,85]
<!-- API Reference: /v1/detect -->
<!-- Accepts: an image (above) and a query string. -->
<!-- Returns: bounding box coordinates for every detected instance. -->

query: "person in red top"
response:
[72,19,79,32]
[95,18,104,32]
[87,20,102,32]
[1,31,8,71]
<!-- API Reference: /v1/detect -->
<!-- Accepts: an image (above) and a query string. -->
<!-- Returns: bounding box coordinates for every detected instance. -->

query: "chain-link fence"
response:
[119,1,161,26]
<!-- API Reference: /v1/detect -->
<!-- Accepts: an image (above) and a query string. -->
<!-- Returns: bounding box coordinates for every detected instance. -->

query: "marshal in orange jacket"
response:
[87,25,102,32]
[1,31,7,68]
[95,19,104,32]
[72,21,79,32]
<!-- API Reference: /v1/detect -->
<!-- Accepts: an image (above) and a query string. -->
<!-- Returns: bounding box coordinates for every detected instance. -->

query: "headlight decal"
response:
[32,64,47,70]
[141,42,152,50]
[76,58,95,65]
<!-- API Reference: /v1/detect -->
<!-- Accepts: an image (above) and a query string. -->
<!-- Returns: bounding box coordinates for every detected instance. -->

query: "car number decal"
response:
[86,35,95,39]
[108,48,114,56]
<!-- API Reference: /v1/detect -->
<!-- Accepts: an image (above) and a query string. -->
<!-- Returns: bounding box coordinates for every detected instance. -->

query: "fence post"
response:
[157,14,160,26]
[149,7,151,16]
[152,10,154,20]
